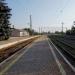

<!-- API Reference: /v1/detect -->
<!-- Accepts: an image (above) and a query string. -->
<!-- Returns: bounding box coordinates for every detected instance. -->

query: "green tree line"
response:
[0,0,11,40]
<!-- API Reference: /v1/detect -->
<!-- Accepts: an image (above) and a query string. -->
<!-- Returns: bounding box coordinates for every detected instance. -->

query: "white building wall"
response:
[20,31,29,37]
[20,32,23,37]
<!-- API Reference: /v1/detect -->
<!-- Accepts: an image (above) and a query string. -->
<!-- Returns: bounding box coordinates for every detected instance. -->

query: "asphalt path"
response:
[0,36,75,75]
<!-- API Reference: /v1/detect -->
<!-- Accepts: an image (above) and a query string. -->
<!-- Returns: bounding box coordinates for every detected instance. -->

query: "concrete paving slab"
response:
[3,37,61,75]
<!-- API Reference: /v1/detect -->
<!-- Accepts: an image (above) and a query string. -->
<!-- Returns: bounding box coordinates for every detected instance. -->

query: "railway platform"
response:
[0,36,75,75]
[0,37,29,45]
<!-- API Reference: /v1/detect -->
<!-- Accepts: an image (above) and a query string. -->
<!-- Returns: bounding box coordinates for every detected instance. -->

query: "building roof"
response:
[11,28,28,32]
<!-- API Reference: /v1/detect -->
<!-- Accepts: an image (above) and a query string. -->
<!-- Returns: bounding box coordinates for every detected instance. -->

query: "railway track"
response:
[0,36,40,63]
[48,35,75,59]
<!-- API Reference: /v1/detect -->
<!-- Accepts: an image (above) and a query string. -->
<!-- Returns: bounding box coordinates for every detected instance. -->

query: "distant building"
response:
[11,29,29,37]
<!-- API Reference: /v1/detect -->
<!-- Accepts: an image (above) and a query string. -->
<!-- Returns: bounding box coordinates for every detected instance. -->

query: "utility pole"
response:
[30,15,32,31]
[12,25,15,29]
[61,22,64,34]
[39,27,40,33]
[41,27,42,34]
[66,27,67,32]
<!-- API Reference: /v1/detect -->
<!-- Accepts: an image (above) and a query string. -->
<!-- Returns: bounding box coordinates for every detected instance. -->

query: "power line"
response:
[60,0,70,13]
[56,0,70,20]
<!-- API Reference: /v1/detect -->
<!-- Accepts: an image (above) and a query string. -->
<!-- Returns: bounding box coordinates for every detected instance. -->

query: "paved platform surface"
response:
[0,36,75,75]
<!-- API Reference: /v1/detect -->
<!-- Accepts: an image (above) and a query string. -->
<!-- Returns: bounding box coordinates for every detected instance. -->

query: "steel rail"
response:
[49,36,75,59]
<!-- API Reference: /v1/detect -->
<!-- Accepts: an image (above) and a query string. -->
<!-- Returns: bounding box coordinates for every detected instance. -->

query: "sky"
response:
[6,0,75,32]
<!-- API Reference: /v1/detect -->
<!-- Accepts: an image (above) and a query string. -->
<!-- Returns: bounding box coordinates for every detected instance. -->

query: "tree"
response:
[66,30,71,35]
[55,31,65,34]
[66,26,75,36]
[24,28,39,35]
[71,26,75,35]
[0,0,11,40]
[24,28,33,35]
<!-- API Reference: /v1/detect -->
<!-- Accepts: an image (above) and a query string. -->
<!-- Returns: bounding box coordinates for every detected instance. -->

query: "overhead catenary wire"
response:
[60,0,70,13]
[56,0,70,32]
[57,0,70,19]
